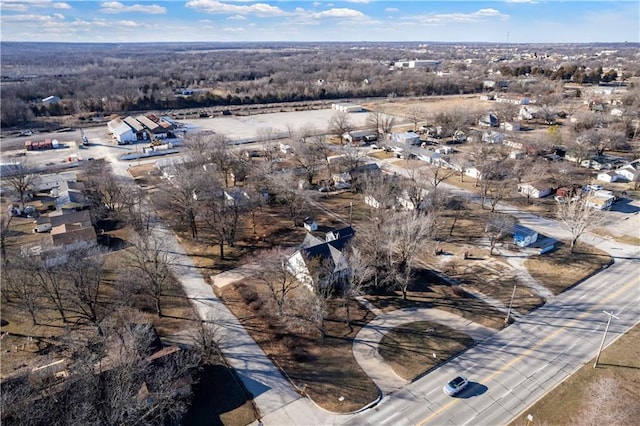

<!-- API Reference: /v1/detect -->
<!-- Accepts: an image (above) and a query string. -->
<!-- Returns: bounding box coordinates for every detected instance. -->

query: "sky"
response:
[1,1,638,44]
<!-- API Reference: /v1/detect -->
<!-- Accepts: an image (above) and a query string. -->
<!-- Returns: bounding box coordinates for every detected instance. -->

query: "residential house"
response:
[512,225,538,248]
[517,182,554,199]
[464,166,483,181]
[478,114,499,127]
[303,217,318,232]
[391,132,421,146]
[53,181,89,210]
[287,226,355,289]
[342,130,377,144]
[501,122,521,131]
[482,131,505,144]
[596,171,619,183]
[586,190,615,210]
[616,160,640,182]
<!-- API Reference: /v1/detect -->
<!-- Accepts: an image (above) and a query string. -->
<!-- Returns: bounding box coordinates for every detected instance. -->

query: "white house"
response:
[391,132,421,145]
[107,118,136,144]
[478,114,499,127]
[465,167,483,180]
[596,171,620,183]
[616,160,640,182]
[517,182,553,199]
[303,217,318,232]
[482,131,505,144]
[586,190,615,210]
[501,122,521,132]
[287,227,354,289]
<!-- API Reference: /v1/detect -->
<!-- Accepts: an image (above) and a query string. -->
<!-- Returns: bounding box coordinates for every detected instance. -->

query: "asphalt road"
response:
[343,256,639,426]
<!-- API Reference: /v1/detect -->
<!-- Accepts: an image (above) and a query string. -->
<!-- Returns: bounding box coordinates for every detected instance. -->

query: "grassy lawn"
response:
[378,321,474,380]
[524,242,612,295]
[509,325,640,426]
[219,280,379,413]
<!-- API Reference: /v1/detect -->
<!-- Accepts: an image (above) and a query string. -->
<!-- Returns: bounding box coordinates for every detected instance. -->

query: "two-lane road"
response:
[345,257,639,426]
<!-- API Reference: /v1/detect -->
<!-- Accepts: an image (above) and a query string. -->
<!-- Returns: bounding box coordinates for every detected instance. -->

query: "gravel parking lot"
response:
[179,108,395,142]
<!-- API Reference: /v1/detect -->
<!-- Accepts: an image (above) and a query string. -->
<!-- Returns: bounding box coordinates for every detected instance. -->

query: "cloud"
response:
[2,13,65,23]
[119,20,139,27]
[345,0,369,3]
[1,0,70,12]
[309,8,364,19]
[505,0,538,3]
[385,7,399,13]
[226,14,247,20]
[417,8,508,25]
[313,1,321,6]
[185,0,285,16]
[100,1,167,15]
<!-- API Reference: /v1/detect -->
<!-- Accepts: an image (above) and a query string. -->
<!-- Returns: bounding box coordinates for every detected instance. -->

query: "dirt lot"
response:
[510,325,640,426]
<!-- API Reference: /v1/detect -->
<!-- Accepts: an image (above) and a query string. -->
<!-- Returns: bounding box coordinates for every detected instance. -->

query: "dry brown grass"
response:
[379,321,474,380]
[524,243,612,295]
[218,280,379,413]
[591,227,640,246]
[509,325,640,426]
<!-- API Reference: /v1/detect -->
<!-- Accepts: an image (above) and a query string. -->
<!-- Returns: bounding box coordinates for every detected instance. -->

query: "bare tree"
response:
[125,235,176,317]
[61,247,108,335]
[253,248,301,318]
[290,137,324,186]
[366,110,397,140]
[189,313,224,363]
[328,111,353,140]
[0,212,12,263]
[342,246,373,325]
[556,194,604,252]
[160,162,203,239]
[2,262,41,325]
[484,213,517,255]
[2,159,36,209]
[406,105,427,131]
[267,171,307,227]
[387,211,435,300]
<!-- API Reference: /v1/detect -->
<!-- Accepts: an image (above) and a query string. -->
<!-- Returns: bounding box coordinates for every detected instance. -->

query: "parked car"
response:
[443,375,468,396]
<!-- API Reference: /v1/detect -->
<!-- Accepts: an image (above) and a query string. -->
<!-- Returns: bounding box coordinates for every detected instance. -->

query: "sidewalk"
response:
[150,225,303,419]
[352,307,496,396]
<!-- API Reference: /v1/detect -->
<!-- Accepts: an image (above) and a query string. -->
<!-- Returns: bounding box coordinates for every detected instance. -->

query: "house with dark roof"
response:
[287,226,355,289]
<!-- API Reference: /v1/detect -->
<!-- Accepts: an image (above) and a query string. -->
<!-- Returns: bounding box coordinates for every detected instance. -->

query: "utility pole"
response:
[593,311,619,368]
[505,285,517,324]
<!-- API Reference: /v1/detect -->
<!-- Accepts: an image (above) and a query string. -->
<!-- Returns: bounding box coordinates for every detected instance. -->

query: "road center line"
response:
[417,274,639,426]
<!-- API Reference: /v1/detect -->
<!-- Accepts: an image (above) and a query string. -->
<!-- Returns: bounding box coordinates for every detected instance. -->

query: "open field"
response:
[510,325,640,426]
[378,321,475,380]
[524,243,612,295]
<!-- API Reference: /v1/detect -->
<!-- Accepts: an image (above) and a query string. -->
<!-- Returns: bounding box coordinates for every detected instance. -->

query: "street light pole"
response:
[593,311,619,368]
[505,285,517,325]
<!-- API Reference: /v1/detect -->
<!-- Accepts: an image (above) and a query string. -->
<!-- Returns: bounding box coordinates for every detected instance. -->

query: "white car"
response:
[443,375,468,396]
